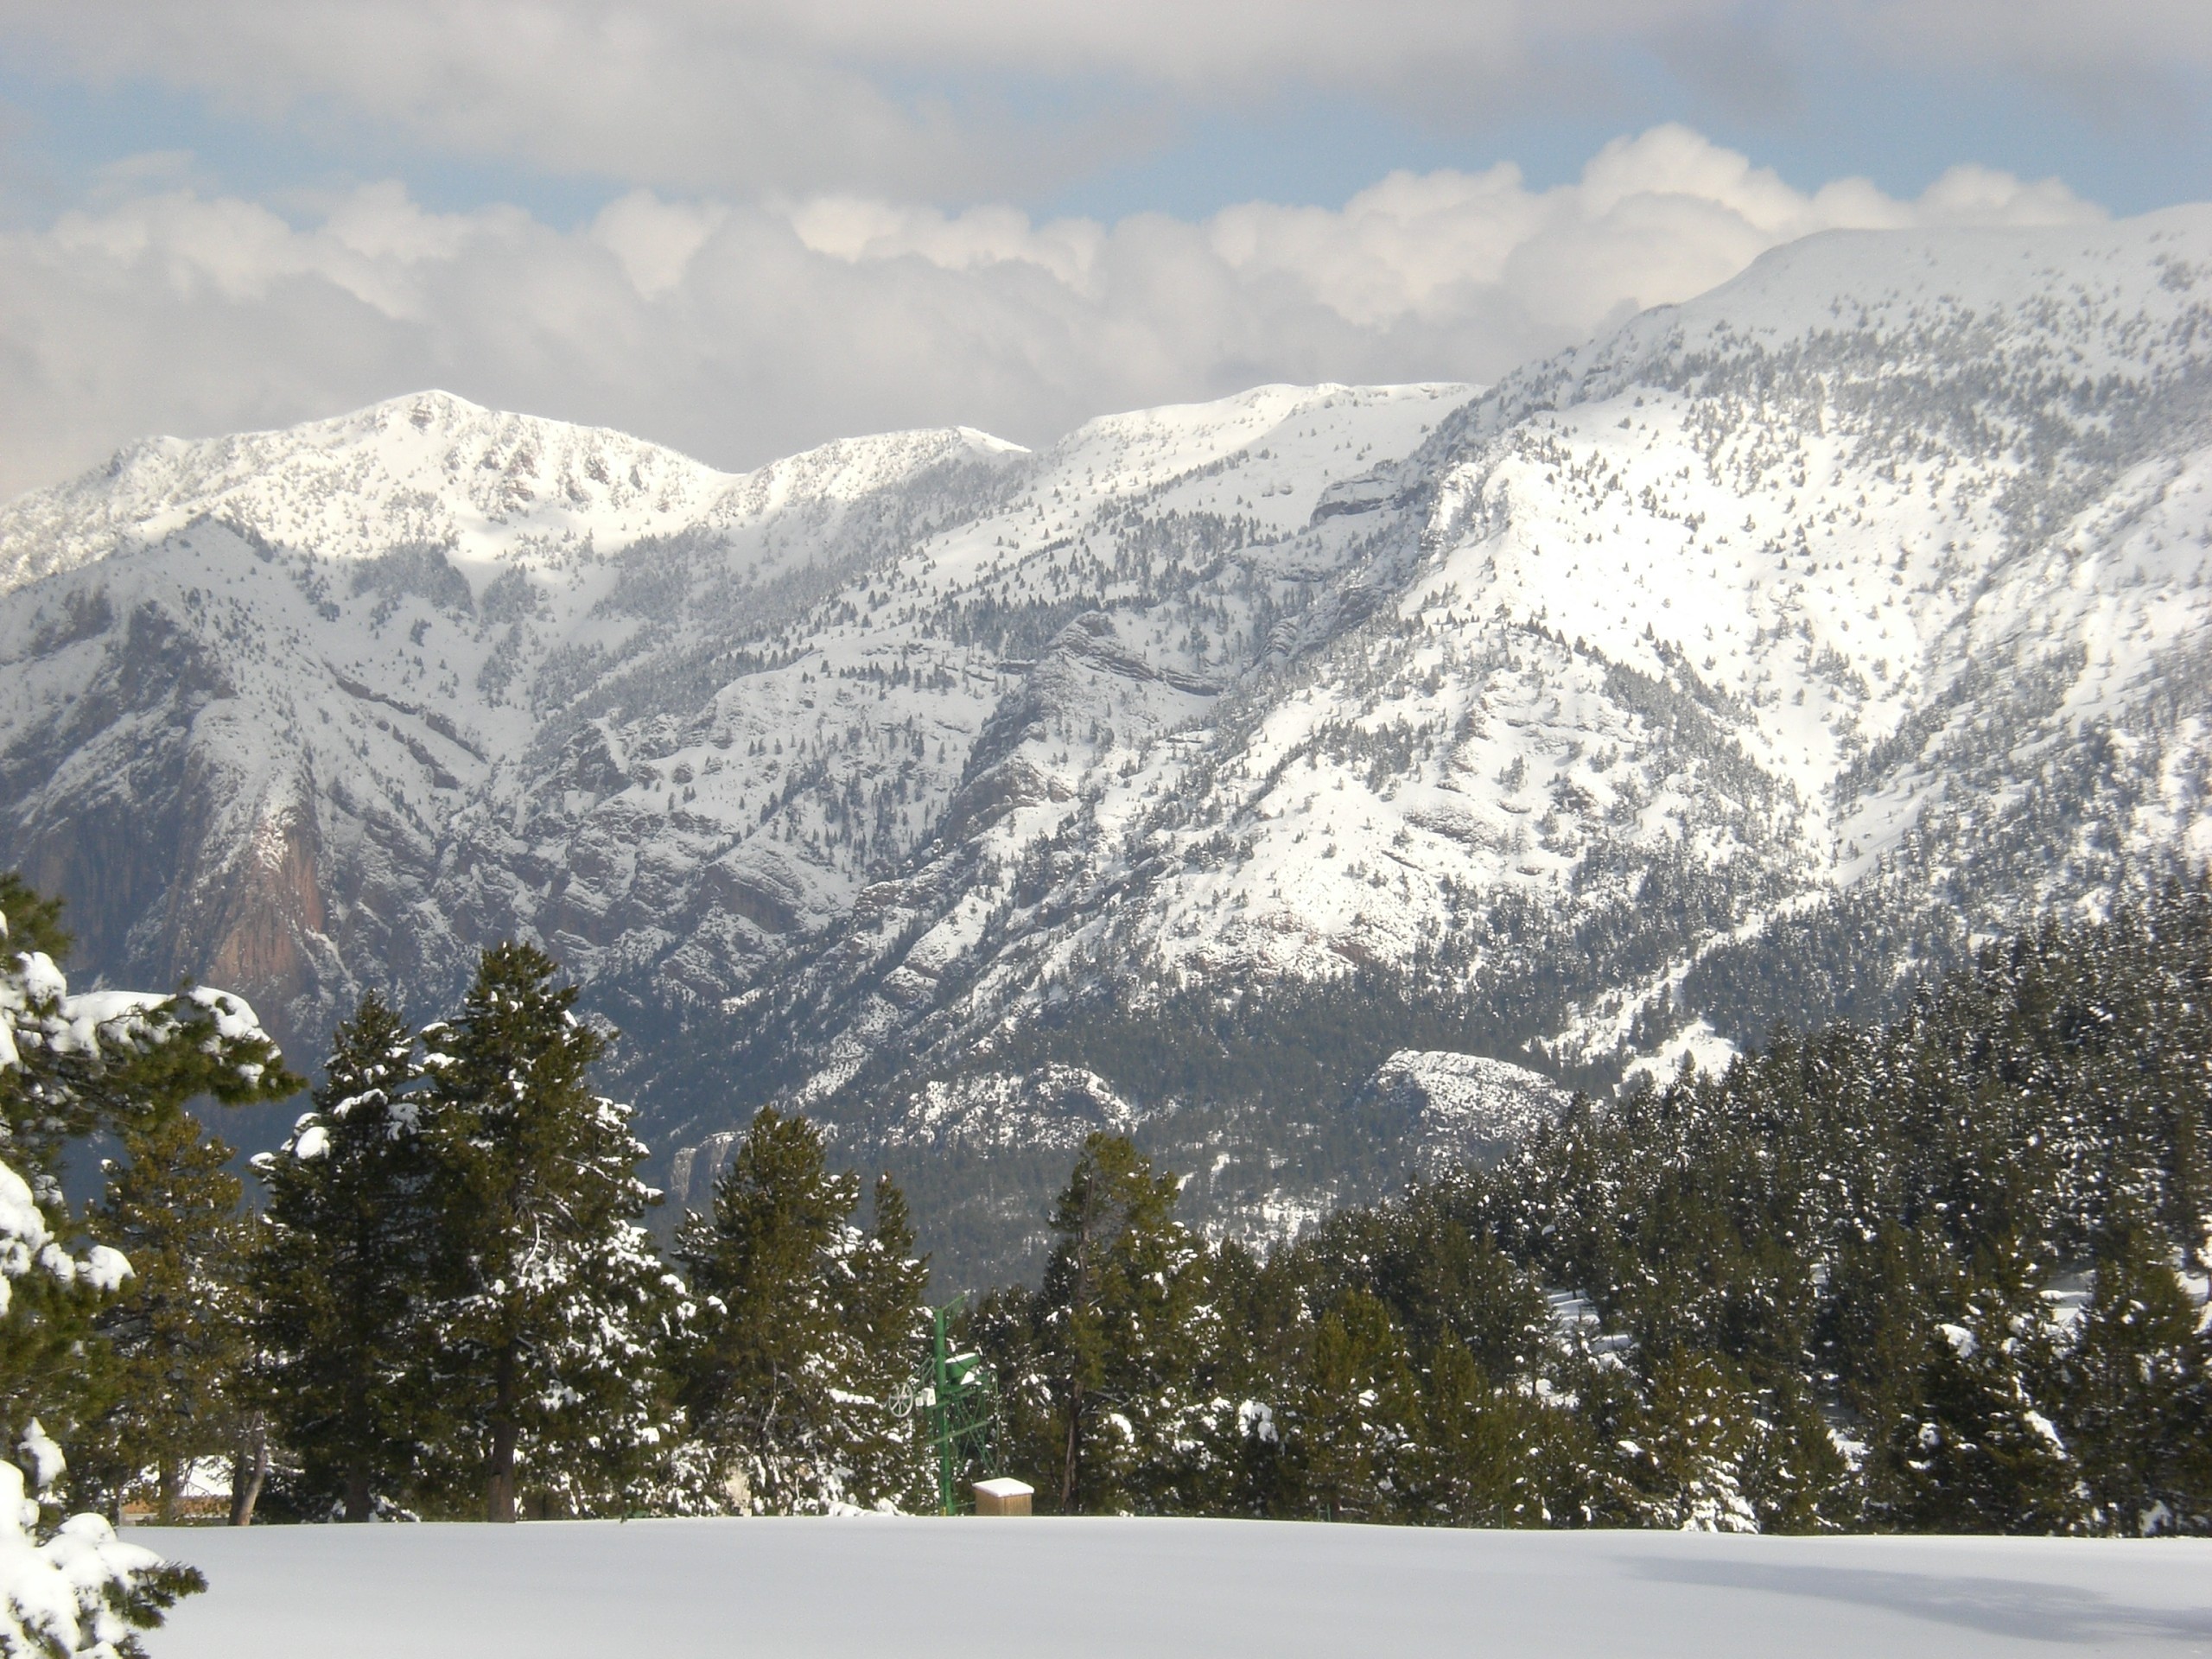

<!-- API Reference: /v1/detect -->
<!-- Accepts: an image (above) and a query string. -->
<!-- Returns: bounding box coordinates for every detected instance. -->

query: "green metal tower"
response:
[896,1297,1000,1515]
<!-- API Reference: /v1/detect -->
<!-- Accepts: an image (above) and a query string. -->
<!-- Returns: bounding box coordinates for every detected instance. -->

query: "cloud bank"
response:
[5,2,2204,200]
[0,126,2100,500]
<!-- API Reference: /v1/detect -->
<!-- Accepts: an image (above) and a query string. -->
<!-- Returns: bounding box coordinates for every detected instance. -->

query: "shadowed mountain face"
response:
[9,208,2212,1281]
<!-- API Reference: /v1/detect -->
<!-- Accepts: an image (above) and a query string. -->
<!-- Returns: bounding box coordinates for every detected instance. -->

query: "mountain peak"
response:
[3,215,2210,1281]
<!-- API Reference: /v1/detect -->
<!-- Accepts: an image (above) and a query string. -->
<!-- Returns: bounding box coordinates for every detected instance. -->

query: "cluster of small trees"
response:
[247,957,688,1522]
[240,963,942,1522]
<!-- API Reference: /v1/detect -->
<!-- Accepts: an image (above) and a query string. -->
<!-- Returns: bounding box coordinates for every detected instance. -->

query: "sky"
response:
[0,1,2208,502]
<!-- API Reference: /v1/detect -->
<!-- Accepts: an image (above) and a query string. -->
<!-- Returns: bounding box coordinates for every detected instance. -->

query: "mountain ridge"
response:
[6,207,2212,1279]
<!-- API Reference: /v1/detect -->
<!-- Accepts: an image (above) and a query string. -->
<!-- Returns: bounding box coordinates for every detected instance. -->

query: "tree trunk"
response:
[228,1414,269,1526]
[1058,1381,1084,1513]
[486,1346,519,1522]
[344,1465,373,1523]
[156,1458,180,1527]
[1058,1189,1098,1515]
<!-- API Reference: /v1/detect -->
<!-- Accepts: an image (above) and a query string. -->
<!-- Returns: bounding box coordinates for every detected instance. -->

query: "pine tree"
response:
[252,993,436,1520]
[79,1111,253,1521]
[1611,1349,1761,1532]
[1821,1218,1960,1467]
[850,1175,934,1507]
[0,874,294,1482]
[0,1133,202,1656]
[675,1109,929,1513]
[1881,1281,2083,1534]
[2059,1208,2212,1534]
[1736,1371,1852,1534]
[0,875,287,1650]
[1408,1339,1548,1527]
[1032,1134,1207,1513]
[1277,1288,1421,1522]
[416,943,689,1521]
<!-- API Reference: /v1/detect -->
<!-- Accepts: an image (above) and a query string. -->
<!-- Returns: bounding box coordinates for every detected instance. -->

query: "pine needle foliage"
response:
[251,992,438,1519]
[79,1111,254,1522]
[416,942,689,1521]
[674,1107,930,1513]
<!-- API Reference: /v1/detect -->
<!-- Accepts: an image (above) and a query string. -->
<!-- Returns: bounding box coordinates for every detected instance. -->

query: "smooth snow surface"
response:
[143,1518,2212,1658]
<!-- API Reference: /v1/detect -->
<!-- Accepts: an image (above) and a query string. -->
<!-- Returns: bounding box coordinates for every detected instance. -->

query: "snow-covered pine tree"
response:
[1160,1236,1303,1517]
[0,1199,202,1658]
[1734,1370,1852,1534]
[0,874,293,1477]
[2058,1205,2212,1534]
[1821,1218,1960,1478]
[252,992,438,1520]
[674,1108,929,1513]
[850,1173,934,1509]
[1,874,287,1649]
[416,943,690,1521]
[1408,1338,1549,1527]
[1277,1288,1422,1522]
[1880,1274,2083,1534]
[0,882,114,1477]
[1611,1349,1761,1533]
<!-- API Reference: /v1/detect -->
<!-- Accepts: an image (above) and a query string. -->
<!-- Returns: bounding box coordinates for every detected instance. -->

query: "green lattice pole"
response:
[910,1298,999,1515]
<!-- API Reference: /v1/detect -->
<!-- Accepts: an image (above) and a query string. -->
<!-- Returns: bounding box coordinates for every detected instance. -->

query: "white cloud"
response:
[0,126,2102,502]
[590,194,728,297]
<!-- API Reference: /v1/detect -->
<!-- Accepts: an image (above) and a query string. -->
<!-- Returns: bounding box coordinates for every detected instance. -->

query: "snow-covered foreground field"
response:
[143,1517,2211,1657]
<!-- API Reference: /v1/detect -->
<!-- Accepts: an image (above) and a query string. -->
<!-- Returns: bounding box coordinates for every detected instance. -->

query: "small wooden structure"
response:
[971,1478,1033,1516]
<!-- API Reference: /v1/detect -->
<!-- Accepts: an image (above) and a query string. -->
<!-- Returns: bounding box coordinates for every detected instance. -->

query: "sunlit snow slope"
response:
[143,1519,2212,1659]
[672,210,2212,1250]
[0,383,1460,1072]
[7,207,2212,1277]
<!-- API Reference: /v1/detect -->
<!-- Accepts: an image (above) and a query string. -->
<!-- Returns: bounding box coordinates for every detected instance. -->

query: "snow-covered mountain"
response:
[7,206,2212,1281]
[0,391,1037,1041]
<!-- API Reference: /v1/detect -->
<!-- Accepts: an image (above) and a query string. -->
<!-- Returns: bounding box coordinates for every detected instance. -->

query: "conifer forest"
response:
[6,859,2209,1651]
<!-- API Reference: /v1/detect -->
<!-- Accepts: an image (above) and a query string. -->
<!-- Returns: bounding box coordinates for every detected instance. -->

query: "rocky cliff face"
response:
[8,209,2212,1282]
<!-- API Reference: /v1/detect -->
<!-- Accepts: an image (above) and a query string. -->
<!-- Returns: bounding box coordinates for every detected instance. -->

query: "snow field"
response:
[143,1517,2212,1659]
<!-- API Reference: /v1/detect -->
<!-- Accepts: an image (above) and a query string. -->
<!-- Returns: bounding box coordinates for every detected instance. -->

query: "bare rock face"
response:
[1361,1051,1573,1176]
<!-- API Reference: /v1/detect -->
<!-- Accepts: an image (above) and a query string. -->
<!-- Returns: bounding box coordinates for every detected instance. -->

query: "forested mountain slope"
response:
[5,207,2212,1280]
[645,206,2212,1276]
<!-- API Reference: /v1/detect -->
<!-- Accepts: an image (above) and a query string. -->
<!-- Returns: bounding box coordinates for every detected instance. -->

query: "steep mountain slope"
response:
[0,391,1036,1047]
[0,383,1464,1070]
[6,207,2212,1283]
[643,207,2212,1277]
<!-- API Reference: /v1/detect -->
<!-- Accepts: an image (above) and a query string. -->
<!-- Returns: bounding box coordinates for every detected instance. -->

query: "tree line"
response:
[968,882,2212,1532]
[5,871,2211,1643]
